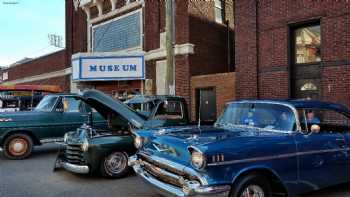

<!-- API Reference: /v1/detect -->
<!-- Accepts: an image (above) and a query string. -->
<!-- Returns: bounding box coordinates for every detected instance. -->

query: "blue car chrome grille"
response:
[138,154,200,188]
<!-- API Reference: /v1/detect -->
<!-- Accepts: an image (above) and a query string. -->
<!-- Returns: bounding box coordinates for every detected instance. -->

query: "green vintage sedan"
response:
[0,93,106,159]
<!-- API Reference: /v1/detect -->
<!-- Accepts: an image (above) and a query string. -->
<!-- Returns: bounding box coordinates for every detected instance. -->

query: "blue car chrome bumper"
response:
[129,155,231,197]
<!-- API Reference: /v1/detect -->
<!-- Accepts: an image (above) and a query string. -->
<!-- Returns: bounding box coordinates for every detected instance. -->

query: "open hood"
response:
[80,89,145,128]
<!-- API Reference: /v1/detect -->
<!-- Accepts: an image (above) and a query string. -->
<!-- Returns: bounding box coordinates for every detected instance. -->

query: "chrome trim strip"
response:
[138,152,208,185]
[208,148,350,166]
[40,138,64,144]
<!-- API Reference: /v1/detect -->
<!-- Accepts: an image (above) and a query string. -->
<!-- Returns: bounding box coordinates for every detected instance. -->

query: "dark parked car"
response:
[130,100,350,197]
[0,93,106,159]
[55,90,192,178]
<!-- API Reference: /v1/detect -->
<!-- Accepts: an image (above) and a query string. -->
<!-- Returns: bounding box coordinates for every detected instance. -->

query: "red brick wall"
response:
[235,0,258,99]
[175,54,191,117]
[65,0,87,59]
[322,66,350,109]
[176,1,190,44]
[3,50,66,81]
[144,1,161,51]
[235,0,350,107]
[191,72,235,121]
[188,0,234,76]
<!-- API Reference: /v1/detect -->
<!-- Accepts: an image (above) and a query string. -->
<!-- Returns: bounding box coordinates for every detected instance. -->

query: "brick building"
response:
[1,0,235,121]
[66,0,235,121]
[0,50,71,91]
[235,0,350,108]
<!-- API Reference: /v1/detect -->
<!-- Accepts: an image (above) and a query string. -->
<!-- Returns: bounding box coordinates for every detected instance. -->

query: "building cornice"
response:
[76,0,143,23]
[72,43,195,61]
[145,43,195,61]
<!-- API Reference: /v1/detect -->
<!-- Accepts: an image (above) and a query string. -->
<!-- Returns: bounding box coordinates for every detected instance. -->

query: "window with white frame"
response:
[214,0,225,24]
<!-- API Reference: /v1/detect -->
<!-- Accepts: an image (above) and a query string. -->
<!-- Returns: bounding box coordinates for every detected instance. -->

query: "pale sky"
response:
[0,0,65,67]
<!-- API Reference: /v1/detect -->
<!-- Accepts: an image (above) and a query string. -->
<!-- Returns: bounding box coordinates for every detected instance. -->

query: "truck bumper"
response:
[53,145,90,174]
[129,155,230,197]
[55,159,90,174]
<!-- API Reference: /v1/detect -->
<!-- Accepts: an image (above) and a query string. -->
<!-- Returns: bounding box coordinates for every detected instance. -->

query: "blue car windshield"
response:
[215,102,297,132]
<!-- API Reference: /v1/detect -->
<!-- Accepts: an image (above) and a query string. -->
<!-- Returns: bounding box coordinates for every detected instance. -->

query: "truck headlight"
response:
[134,136,144,149]
[191,151,206,170]
[81,138,89,152]
[63,133,68,143]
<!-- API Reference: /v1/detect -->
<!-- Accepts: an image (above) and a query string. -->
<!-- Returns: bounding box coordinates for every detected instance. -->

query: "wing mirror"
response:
[310,124,321,134]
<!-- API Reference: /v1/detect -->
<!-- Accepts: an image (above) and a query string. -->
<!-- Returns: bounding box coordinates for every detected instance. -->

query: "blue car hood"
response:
[140,125,287,166]
[154,125,280,145]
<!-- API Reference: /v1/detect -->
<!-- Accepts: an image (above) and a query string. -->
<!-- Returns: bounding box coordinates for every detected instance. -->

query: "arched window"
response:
[300,82,318,91]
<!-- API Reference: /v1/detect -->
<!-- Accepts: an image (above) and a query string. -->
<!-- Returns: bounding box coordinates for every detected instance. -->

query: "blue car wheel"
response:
[231,174,272,197]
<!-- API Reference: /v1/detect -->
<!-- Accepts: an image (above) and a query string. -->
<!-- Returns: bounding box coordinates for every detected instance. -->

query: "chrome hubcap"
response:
[104,152,127,174]
[240,185,265,197]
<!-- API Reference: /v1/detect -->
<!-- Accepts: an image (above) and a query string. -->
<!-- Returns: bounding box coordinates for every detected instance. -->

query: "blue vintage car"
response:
[129,100,350,197]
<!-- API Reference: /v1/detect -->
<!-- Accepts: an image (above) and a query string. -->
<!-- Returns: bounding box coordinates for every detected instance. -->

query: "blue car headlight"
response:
[190,149,206,170]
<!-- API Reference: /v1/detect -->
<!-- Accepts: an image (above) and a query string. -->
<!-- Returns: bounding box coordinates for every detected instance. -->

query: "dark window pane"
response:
[155,101,183,120]
[294,25,321,64]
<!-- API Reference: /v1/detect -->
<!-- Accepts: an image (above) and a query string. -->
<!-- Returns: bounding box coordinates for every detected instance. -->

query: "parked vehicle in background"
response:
[124,94,158,117]
[55,90,193,178]
[0,93,106,159]
[0,85,62,112]
[130,100,350,197]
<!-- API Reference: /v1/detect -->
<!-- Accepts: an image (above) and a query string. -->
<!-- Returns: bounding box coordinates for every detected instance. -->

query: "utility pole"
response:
[165,0,175,95]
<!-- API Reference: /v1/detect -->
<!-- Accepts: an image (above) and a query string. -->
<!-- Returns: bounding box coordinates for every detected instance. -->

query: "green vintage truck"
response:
[0,93,106,159]
[55,89,192,178]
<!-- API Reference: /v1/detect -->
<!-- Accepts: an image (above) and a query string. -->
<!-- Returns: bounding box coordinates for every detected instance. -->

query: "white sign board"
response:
[72,55,145,81]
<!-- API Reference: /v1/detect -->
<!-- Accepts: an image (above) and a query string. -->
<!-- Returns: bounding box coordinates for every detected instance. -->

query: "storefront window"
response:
[294,24,321,64]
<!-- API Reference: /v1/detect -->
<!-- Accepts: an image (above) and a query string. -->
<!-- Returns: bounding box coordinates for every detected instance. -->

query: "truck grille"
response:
[64,144,84,164]
[138,154,200,188]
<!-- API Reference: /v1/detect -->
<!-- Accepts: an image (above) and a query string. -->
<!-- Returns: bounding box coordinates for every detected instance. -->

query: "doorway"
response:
[196,87,217,122]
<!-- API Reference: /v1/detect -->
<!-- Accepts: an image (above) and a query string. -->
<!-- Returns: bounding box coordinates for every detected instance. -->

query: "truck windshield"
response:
[215,102,296,131]
[34,95,58,112]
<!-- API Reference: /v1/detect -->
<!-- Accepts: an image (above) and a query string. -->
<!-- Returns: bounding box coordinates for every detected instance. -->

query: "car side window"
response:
[298,108,350,133]
[62,97,83,113]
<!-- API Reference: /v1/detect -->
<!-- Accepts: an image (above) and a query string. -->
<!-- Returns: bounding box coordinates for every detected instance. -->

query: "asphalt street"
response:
[1,144,350,197]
